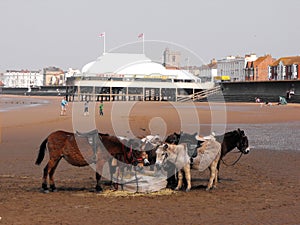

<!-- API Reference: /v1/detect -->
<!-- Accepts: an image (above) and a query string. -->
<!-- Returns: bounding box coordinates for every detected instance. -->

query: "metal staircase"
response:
[178,85,222,102]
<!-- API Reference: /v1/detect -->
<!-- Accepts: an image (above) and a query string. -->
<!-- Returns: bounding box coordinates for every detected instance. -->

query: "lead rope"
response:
[134,166,139,193]
[130,144,139,193]
[221,152,243,166]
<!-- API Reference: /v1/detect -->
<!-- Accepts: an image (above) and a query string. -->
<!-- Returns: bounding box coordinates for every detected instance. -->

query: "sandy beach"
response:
[0,95,299,225]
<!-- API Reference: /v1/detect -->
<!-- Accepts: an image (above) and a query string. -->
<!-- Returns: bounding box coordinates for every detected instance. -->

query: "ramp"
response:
[178,85,222,102]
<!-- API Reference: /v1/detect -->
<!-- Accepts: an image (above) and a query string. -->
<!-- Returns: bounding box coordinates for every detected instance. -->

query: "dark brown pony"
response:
[35,130,145,193]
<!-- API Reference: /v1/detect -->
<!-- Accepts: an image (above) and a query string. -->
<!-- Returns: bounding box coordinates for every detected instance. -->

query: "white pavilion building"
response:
[67,53,214,101]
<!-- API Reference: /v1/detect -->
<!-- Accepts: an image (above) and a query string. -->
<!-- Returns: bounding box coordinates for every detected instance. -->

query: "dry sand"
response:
[0,95,299,225]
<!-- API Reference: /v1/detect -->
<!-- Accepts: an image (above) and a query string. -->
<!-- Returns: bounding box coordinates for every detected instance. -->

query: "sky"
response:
[0,0,299,71]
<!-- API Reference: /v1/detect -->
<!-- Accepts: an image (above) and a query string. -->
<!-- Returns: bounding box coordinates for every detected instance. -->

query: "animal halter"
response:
[221,151,243,166]
[124,144,144,166]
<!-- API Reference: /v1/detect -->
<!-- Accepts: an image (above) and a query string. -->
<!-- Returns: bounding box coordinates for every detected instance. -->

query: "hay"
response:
[71,188,176,198]
[100,188,176,197]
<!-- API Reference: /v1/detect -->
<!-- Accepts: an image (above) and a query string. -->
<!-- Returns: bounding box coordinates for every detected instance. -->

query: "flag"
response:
[99,32,105,38]
[138,33,144,38]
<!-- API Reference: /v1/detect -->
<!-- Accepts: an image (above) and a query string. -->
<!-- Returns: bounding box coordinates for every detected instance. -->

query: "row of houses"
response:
[1,51,300,88]
[0,67,80,88]
[197,54,300,82]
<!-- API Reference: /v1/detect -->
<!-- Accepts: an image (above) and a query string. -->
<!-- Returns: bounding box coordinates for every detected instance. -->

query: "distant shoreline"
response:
[0,95,52,112]
[1,94,299,113]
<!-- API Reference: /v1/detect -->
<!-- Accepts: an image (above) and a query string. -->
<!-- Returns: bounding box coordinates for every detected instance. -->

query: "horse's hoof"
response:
[42,183,48,190]
[185,188,191,192]
[95,186,103,193]
[41,189,49,194]
[50,185,57,192]
[205,187,212,191]
[110,185,117,191]
[166,183,176,190]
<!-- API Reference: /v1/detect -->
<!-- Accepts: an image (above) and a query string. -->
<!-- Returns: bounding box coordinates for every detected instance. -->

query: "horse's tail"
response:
[35,138,48,165]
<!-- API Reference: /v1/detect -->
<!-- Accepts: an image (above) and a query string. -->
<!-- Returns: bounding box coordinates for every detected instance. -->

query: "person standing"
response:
[84,100,89,116]
[99,101,104,116]
[60,97,68,116]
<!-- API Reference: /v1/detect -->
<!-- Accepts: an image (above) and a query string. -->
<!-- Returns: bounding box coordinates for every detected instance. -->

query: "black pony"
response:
[215,128,250,175]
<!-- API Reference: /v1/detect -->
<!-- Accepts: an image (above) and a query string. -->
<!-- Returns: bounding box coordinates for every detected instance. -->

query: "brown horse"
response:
[35,130,146,193]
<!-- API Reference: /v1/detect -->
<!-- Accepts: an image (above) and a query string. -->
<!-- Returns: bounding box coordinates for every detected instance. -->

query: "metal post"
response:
[0,114,2,143]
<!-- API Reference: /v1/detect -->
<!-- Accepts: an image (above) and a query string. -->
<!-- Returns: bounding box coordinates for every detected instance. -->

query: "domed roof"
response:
[82,53,151,74]
[82,52,200,82]
[117,61,167,75]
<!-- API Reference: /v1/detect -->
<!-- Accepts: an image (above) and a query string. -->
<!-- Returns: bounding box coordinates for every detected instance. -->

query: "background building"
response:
[217,56,246,81]
[181,66,200,77]
[66,52,213,102]
[245,54,275,81]
[269,56,300,80]
[198,59,217,82]
[43,67,65,86]
[81,52,201,83]
[2,70,43,87]
[163,48,181,69]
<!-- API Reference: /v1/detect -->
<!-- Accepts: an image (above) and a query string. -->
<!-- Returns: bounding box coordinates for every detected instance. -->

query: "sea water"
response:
[0,97,49,112]
[228,122,300,151]
[190,122,300,151]
[162,104,300,151]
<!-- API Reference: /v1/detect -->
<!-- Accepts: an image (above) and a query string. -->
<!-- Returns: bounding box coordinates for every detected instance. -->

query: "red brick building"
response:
[245,54,275,81]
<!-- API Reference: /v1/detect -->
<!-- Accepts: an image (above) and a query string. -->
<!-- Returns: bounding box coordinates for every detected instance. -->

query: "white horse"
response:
[155,136,221,191]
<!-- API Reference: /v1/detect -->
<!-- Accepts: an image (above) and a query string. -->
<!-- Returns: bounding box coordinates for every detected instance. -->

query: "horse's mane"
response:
[101,135,123,146]
[224,130,238,137]
[215,130,239,142]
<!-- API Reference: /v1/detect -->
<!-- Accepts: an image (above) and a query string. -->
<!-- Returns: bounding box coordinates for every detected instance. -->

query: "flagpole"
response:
[138,33,144,54]
[142,34,145,54]
[103,32,106,54]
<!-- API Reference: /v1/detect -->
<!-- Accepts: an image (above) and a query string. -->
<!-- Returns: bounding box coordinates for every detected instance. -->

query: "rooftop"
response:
[81,52,201,82]
[271,56,300,66]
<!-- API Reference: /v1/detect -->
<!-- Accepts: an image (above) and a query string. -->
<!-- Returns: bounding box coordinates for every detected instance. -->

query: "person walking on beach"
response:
[60,97,68,116]
[84,100,89,116]
[99,101,104,116]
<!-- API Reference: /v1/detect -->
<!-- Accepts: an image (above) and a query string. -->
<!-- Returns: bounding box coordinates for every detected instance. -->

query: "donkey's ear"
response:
[237,128,245,136]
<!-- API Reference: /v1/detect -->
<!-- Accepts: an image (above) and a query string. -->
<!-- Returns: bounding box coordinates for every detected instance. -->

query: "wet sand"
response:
[0,95,299,224]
